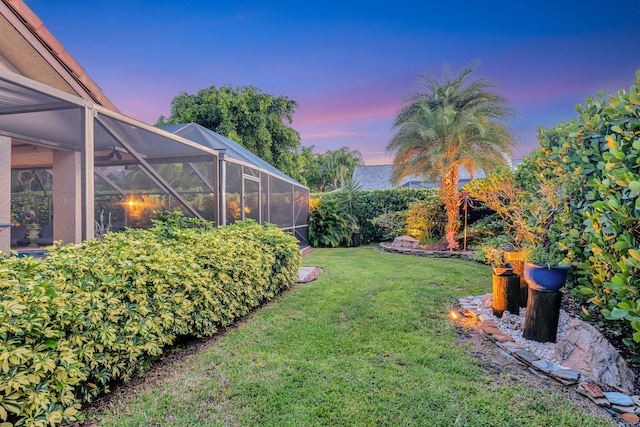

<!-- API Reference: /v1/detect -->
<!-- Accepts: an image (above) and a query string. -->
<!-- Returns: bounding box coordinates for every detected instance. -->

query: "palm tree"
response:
[386,63,515,250]
[323,147,364,190]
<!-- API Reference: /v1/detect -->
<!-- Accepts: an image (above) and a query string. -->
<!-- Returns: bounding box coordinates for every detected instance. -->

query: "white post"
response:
[218,150,227,226]
[83,106,95,240]
[52,150,82,244]
[0,136,10,253]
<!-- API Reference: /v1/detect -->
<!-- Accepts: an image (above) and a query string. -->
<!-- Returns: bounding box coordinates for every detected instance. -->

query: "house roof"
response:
[352,165,433,190]
[0,0,117,110]
[159,123,305,187]
[352,165,483,191]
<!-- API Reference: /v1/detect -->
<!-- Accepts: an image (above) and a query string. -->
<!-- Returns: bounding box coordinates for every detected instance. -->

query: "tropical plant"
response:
[322,187,441,243]
[335,177,363,230]
[371,210,407,241]
[322,147,364,190]
[474,234,515,264]
[308,199,352,247]
[464,168,571,266]
[386,62,515,250]
[404,199,447,245]
[464,212,510,249]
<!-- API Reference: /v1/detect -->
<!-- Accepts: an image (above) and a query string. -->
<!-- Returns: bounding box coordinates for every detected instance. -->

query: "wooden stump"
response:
[522,287,562,343]
[510,260,528,308]
[492,273,520,317]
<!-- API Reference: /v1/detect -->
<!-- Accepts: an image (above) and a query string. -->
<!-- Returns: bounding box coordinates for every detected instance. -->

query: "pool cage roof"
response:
[159,123,302,187]
[1,68,309,246]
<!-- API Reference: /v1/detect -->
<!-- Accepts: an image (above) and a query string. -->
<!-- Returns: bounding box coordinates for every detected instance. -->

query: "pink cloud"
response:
[295,103,398,127]
[301,130,367,140]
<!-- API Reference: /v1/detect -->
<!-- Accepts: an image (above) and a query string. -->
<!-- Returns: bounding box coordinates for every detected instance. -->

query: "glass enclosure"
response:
[2,72,309,250]
[164,123,310,245]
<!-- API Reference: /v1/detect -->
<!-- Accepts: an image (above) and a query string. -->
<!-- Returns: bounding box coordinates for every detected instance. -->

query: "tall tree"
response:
[386,63,515,250]
[322,146,364,190]
[157,85,303,181]
[299,147,331,192]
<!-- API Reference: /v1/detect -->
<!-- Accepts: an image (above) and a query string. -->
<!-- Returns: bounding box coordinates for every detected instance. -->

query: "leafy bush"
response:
[463,213,510,249]
[335,178,362,230]
[404,199,446,245]
[513,70,640,349]
[0,220,300,427]
[474,234,515,264]
[324,188,440,242]
[371,210,407,241]
[308,199,352,247]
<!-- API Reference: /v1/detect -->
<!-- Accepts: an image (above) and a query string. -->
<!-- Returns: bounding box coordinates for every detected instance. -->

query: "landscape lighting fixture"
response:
[449,309,463,321]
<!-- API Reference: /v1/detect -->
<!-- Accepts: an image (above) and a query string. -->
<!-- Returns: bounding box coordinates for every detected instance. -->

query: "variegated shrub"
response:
[0,220,300,426]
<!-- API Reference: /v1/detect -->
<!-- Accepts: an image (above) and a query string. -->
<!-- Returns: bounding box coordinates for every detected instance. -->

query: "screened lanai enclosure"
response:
[0,69,309,253]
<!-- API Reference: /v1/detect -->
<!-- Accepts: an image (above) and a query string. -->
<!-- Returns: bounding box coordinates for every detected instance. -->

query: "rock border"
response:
[454,295,640,425]
[379,242,476,261]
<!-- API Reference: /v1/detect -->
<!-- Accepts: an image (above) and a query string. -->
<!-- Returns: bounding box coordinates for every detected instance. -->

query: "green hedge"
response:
[515,70,640,348]
[323,188,441,242]
[0,220,300,427]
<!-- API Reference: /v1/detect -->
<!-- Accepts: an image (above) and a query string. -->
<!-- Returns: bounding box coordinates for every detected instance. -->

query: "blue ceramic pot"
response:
[523,262,570,292]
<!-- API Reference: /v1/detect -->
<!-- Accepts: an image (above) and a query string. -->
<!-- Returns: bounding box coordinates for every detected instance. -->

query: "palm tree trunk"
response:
[442,168,461,250]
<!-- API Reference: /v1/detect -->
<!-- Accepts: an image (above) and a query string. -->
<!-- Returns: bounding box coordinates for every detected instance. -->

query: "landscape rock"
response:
[620,413,640,424]
[604,392,635,407]
[513,349,540,364]
[480,325,502,335]
[554,318,636,393]
[390,235,420,249]
[531,359,556,373]
[551,368,580,382]
[378,243,476,260]
[500,341,526,351]
[492,333,514,342]
[481,293,492,309]
[611,404,637,414]
[578,382,604,398]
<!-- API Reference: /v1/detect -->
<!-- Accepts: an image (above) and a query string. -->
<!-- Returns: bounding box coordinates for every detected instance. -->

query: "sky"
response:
[25,0,640,165]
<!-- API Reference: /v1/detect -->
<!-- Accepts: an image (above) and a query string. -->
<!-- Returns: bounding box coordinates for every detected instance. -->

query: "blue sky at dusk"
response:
[26,0,640,165]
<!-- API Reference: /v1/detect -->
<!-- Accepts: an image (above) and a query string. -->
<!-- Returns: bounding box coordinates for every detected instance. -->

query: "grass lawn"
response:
[91,246,614,426]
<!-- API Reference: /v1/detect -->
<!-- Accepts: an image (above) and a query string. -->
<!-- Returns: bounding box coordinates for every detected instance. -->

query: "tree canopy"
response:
[157,85,304,181]
[386,62,515,249]
[323,147,364,190]
[299,146,364,192]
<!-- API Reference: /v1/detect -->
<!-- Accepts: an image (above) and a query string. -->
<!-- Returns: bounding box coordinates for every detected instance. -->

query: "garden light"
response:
[449,309,463,321]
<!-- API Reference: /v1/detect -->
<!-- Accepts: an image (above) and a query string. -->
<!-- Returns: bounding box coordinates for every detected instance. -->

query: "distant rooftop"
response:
[351,165,428,190]
[352,165,484,191]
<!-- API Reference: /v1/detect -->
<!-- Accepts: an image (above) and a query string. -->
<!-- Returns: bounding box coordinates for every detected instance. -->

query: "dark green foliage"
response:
[465,213,509,246]
[324,188,440,243]
[514,70,640,349]
[298,146,329,190]
[157,85,303,181]
[0,220,300,426]
[308,199,353,247]
[465,213,515,261]
[371,210,407,241]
